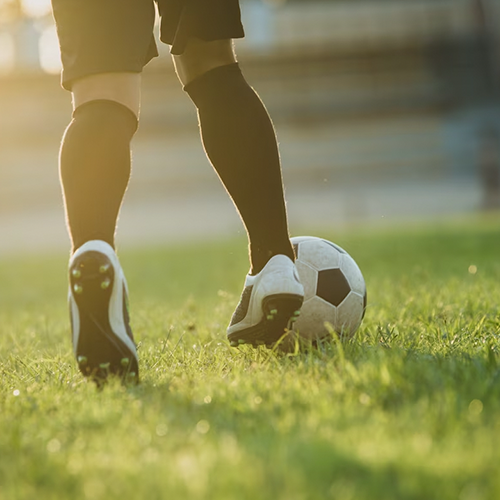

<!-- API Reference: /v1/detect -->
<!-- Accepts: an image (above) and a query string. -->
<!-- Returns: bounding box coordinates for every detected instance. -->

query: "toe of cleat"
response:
[77,355,88,365]
[76,357,138,385]
[125,372,138,385]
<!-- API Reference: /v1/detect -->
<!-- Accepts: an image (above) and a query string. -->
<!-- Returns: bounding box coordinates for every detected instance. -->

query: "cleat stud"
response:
[101,279,111,290]
[120,358,130,367]
[73,284,83,295]
[77,356,87,365]
[267,315,274,320]
[238,339,246,345]
[71,269,81,278]
[99,264,110,274]
[270,309,278,315]
[99,362,110,370]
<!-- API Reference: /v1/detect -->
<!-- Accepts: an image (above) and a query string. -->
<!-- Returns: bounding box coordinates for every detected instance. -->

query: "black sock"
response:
[59,100,137,252]
[184,63,294,274]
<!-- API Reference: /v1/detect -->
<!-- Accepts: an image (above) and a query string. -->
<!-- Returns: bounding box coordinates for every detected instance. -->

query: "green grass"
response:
[1,215,500,500]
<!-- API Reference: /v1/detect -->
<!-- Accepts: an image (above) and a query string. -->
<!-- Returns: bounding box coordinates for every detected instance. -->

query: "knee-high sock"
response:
[59,100,137,252]
[185,63,294,274]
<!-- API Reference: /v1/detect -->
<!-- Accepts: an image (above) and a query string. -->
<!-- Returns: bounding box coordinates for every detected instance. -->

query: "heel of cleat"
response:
[99,264,110,274]
[70,253,114,298]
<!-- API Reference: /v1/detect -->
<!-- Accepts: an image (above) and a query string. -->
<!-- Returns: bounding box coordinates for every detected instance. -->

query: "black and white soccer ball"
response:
[291,236,367,340]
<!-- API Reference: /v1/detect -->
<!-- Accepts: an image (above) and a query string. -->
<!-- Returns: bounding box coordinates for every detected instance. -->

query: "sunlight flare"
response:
[39,24,61,74]
[21,0,51,18]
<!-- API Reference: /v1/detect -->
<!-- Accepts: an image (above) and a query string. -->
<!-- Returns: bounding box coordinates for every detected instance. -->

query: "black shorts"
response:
[51,0,245,90]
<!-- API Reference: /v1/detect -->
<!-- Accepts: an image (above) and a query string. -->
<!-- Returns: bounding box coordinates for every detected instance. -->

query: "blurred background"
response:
[0,0,499,255]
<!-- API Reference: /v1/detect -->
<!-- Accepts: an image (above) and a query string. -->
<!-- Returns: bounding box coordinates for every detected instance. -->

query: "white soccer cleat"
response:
[69,240,138,383]
[227,254,304,347]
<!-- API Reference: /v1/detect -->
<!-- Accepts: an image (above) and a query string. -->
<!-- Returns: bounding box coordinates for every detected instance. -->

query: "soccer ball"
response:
[291,236,367,340]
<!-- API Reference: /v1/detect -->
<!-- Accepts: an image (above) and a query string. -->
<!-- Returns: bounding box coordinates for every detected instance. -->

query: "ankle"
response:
[250,245,295,275]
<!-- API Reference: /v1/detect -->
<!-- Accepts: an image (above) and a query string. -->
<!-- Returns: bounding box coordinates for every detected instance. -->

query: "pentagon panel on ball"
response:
[291,236,367,340]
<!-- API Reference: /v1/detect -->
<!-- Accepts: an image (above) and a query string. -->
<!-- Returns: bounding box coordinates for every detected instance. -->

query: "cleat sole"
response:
[228,293,303,348]
[99,264,110,274]
[70,250,138,384]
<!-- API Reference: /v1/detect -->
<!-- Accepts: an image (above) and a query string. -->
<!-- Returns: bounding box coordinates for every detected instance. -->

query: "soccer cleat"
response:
[68,240,139,383]
[227,254,304,347]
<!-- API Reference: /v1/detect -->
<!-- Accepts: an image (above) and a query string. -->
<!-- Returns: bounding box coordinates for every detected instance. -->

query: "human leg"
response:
[52,0,157,381]
[61,76,141,381]
[52,0,155,250]
[155,0,294,273]
[61,73,140,252]
[174,39,295,275]
[171,37,303,345]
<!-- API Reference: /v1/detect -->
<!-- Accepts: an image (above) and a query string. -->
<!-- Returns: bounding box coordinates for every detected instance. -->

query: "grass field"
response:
[1,215,499,500]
